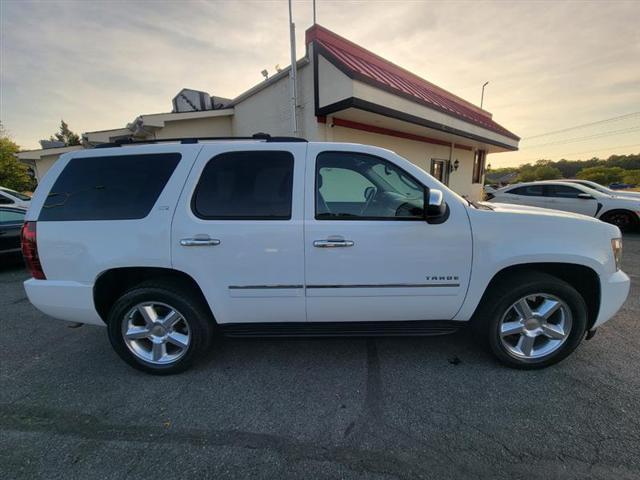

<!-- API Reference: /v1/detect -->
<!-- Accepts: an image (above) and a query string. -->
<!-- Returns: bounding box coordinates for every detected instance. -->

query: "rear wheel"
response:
[474,272,588,369]
[107,280,214,374]
[600,210,639,232]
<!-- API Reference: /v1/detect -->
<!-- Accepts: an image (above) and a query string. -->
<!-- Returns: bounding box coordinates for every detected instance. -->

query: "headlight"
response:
[611,238,623,271]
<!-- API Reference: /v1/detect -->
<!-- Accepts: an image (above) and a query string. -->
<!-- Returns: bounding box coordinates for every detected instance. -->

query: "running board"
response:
[220,321,462,338]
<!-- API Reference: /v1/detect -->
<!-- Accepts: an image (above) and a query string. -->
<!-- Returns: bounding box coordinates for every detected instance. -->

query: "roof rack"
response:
[94,132,307,149]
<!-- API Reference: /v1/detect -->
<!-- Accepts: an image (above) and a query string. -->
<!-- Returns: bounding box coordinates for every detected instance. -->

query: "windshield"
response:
[0,187,31,201]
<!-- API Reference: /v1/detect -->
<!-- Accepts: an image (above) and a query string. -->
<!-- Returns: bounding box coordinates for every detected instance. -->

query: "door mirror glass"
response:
[424,188,448,224]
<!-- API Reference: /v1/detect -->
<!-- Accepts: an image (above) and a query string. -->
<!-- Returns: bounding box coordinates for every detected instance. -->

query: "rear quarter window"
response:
[39,153,181,221]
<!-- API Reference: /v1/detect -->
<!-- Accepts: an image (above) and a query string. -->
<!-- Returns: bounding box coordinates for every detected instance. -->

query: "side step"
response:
[220,321,462,338]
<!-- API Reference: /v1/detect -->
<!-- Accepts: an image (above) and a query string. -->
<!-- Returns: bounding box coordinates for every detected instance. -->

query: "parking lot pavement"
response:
[0,237,638,480]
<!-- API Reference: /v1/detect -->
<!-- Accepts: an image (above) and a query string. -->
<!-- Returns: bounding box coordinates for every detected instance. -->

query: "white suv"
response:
[22,137,630,374]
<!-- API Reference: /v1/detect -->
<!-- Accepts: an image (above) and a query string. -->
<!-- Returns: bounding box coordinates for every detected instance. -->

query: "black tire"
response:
[107,279,214,375]
[473,271,588,369]
[600,210,639,232]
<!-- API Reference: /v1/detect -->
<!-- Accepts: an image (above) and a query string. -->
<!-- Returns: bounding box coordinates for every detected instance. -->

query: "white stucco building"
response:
[18,24,519,200]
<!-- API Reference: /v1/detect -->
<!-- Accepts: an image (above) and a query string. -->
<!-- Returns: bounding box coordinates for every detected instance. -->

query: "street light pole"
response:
[480,81,489,109]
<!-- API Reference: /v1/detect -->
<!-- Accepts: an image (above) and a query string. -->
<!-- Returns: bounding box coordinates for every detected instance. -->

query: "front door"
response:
[305,146,472,323]
[545,184,599,216]
[172,144,307,324]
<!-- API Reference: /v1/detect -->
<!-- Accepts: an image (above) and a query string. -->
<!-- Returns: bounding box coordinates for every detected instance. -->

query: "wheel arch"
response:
[93,266,216,324]
[472,263,601,329]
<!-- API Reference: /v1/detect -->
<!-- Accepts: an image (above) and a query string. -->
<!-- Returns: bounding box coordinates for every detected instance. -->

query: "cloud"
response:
[1,0,639,165]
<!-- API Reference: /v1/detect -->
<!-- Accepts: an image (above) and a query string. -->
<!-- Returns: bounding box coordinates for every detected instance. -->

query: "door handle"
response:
[180,237,221,247]
[313,239,354,248]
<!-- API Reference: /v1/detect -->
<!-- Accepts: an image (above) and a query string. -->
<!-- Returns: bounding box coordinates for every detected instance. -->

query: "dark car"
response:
[0,206,27,262]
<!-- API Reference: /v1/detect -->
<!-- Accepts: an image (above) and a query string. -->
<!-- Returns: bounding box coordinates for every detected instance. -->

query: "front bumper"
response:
[24,279,104,326]
[593,270,631,328]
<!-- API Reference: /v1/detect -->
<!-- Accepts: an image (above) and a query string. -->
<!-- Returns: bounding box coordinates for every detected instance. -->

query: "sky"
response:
[1,0,639,167]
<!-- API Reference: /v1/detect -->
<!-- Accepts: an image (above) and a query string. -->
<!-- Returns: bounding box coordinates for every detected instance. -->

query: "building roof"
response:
[306,25,519,141]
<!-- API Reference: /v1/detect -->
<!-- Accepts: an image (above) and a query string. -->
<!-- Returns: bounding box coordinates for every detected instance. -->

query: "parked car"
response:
[609,182,637,191]
[487,181,640,231]
[1,206,26,260]
[22,138,630,374]
[0,186,31,208]
[548,179,640,200]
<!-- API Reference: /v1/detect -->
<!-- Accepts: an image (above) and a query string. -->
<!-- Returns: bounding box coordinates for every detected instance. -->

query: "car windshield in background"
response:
[1,187,31,201]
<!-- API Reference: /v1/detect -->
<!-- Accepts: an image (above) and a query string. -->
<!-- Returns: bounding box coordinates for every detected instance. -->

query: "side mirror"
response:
[577,193,593,199]
[424,188,448,224]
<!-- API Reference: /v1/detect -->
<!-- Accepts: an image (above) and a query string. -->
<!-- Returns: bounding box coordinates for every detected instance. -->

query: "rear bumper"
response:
[24,279,104,326]
[593,270,630,328]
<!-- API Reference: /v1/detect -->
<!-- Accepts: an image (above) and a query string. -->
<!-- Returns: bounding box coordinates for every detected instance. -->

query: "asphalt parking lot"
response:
[1,236,639,480]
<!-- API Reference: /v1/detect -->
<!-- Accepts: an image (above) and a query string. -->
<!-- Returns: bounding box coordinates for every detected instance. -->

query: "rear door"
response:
[546,184,599,216]
[497,185,548,208]
[171,143,307,324]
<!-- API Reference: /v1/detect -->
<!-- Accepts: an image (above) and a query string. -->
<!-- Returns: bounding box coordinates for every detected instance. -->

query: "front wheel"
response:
[475,272,588,369]
[600,210,639,232]
[107,280,214,374]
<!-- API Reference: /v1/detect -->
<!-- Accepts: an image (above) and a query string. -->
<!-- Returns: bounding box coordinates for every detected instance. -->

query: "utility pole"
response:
[288,0,298,135]
[480,81,489,109]
[313,0,317,24]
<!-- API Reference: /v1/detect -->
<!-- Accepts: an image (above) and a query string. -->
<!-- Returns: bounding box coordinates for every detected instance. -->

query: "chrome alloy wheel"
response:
[121,302,191,365]
[499,294,572,360]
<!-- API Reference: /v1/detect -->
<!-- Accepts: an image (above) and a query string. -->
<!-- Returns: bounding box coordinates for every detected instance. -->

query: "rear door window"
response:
[0,209,25,224]
[507,185,545,197]
[39,153,181,221]
[192,151,294,220]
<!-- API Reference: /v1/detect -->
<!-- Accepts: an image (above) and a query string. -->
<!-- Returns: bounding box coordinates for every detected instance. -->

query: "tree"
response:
[0,123,36,191]
[517,162,561,182]
[622,169,640,186]
[50,120,81,146]
[576,166,625,185]
[534,164,562,180]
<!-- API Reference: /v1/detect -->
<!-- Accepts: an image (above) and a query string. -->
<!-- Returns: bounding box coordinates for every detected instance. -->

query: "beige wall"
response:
[327,125,483,200]
[232,72,293,137]
[154,116,232,139]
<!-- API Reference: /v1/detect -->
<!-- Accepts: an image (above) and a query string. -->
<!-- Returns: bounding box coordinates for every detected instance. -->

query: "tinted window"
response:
[0,196,13,205]
[547,185,583,198]
[0,209,25,223]
[508,185,545,197]
[316,152,424,220]
[193,151,293,220]
[39,153,181,221]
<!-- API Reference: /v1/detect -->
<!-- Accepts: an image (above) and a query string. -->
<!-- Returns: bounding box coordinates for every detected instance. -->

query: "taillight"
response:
[21,221,46,280]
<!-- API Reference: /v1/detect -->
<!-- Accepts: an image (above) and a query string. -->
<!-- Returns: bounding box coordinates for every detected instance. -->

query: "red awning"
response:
[306,25,519,141]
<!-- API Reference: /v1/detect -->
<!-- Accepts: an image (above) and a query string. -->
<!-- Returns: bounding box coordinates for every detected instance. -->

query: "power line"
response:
[551,142,640,158]
[514,142,640,164]
[522,112,640,140]
[521,126,640,149]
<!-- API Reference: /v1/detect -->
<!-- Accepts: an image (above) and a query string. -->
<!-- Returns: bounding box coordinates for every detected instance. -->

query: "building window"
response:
[472,150,486,184]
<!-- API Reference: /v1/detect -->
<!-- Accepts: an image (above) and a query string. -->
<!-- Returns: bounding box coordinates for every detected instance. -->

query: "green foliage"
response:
[622,169,640,185]
[517,161,562,182]
[0,124,36,191]
[497,153,640,185]
[50,120,81,146]
[576,166,625,185]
